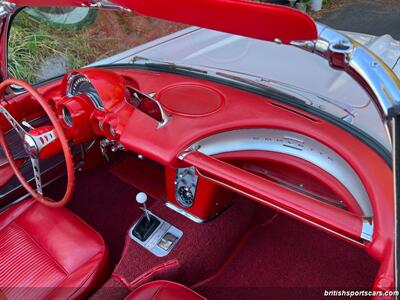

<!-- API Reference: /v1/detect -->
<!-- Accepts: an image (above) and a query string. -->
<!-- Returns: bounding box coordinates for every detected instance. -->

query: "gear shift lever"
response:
[132,192,160,241]
[136,192,150,222]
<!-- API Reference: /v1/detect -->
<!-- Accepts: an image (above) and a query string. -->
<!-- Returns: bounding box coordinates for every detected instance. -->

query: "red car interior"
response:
[0,2,395,299]
[123,280,206,300]
[0,198,109,299]
[0,64,393,299]
[0,79,75,208]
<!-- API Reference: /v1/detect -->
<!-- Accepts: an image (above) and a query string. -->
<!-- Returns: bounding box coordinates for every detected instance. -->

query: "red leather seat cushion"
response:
[125,280,205,300]
[0,198,109,299]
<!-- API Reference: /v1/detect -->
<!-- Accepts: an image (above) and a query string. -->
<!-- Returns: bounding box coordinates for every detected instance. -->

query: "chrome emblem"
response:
[23,135,38,158]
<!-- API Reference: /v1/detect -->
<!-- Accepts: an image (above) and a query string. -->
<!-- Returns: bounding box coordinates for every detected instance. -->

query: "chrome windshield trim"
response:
[292,23,400,143]
[0,1,16,17]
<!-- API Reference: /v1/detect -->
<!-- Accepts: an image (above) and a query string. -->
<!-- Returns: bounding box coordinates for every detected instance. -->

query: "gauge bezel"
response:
[67,73,104,111]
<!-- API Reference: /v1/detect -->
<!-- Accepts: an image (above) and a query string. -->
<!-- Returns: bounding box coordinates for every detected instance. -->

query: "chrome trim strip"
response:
[186,128,373,218]
[0,1,16,17]
[292,23,400,142]
[392,116,399,291]
[126,85,169,128]
[195,167,365,245]
[165,202,204,223]
[0,193,30,213]
[361,218,374,242]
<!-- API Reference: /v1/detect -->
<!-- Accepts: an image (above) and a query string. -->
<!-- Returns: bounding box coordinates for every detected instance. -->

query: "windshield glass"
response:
[8,7,185,84]
[8,7,391,151]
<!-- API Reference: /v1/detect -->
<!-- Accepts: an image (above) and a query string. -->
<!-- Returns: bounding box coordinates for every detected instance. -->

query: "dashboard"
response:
[33,67,391,275]
[0,65,393,292]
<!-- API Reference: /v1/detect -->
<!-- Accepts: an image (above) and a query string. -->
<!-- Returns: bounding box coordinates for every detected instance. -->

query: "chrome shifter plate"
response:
[129,212,183,257]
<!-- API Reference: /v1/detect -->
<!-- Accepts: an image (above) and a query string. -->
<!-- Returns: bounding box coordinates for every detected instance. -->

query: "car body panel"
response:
[93,27,400,150]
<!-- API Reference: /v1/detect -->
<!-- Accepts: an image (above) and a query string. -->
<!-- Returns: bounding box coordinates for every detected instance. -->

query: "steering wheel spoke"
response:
[25,130,57,156]
[0,105,28,138]
[30,158,42,194]
[0,78,74,207]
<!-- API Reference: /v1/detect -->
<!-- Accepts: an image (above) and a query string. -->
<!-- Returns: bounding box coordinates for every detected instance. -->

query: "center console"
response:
[129,192,183,257]
[165,166,233,222]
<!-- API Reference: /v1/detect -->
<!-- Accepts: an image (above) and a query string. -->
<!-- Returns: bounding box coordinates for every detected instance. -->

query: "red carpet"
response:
[46,165,153,263]
[194,215,379,300]
[109,154,166,201]
[92,196,275,299]
[46,160,379,300]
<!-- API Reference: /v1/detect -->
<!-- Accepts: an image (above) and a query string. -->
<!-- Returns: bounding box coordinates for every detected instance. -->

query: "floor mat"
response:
[92,197,275,299]
[46,166,154,263]
[194,215,380,300]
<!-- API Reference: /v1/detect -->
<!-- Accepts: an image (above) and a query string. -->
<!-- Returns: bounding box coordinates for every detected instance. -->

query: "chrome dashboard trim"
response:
[165,202,204,223]
[66,73,105,111]
[185,128,373,218]
[361,218,374,242]
[126,85,169,128]
[194,166,366,245]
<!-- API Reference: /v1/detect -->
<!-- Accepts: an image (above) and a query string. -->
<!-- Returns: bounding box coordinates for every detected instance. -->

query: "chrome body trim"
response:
[0,1,16,18]
[361,218,374,242]
[85,1,131,12]
[292,23,400,142]
[392,116,399,291]
[165,202,204,223]
[186,128,373,218]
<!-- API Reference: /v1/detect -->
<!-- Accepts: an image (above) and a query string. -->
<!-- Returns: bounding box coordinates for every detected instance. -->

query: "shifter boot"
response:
[132,215,160,241]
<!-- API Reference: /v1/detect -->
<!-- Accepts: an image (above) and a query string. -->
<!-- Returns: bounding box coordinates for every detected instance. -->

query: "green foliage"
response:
[8,12,96,83]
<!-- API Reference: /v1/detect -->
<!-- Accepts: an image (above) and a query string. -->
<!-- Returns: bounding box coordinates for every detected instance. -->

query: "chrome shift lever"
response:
[136,192,150,222]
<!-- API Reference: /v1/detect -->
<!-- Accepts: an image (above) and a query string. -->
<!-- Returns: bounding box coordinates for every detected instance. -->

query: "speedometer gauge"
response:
[67,74,104,110]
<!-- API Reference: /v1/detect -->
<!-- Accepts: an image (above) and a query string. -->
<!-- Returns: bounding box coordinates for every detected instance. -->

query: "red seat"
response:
[125,280,205,300]
[0,198,109,299]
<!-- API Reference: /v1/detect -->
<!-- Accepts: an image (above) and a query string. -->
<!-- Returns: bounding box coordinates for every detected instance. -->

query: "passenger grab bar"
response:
[181,150,365,244]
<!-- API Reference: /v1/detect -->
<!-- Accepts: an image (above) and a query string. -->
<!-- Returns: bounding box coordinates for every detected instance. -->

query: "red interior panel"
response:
[183,151,363,240]
[158,84,224,116]
[115,0,318,44]
[165,166,233,220]
[4,67,394,292]
[216,151,363,216]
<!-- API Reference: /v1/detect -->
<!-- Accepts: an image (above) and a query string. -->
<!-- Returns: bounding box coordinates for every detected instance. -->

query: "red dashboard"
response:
[0,67,394,292]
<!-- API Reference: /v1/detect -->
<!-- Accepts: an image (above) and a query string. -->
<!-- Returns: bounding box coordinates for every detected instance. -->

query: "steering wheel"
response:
[0,79,74,207]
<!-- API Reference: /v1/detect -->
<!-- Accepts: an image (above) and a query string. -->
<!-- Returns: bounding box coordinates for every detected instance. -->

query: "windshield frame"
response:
[1,6,397,161]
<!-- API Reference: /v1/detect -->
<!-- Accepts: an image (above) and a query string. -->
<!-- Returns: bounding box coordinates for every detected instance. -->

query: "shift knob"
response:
[136,192,148,204]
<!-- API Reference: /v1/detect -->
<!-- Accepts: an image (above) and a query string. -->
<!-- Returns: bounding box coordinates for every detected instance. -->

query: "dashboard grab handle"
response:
[182,151,363,242]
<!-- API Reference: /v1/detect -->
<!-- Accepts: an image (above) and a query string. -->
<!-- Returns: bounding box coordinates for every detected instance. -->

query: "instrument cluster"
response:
[55,68,163,145]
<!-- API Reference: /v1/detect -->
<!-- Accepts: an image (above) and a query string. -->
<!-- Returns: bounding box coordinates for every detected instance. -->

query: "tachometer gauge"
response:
[67,74,104,110]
